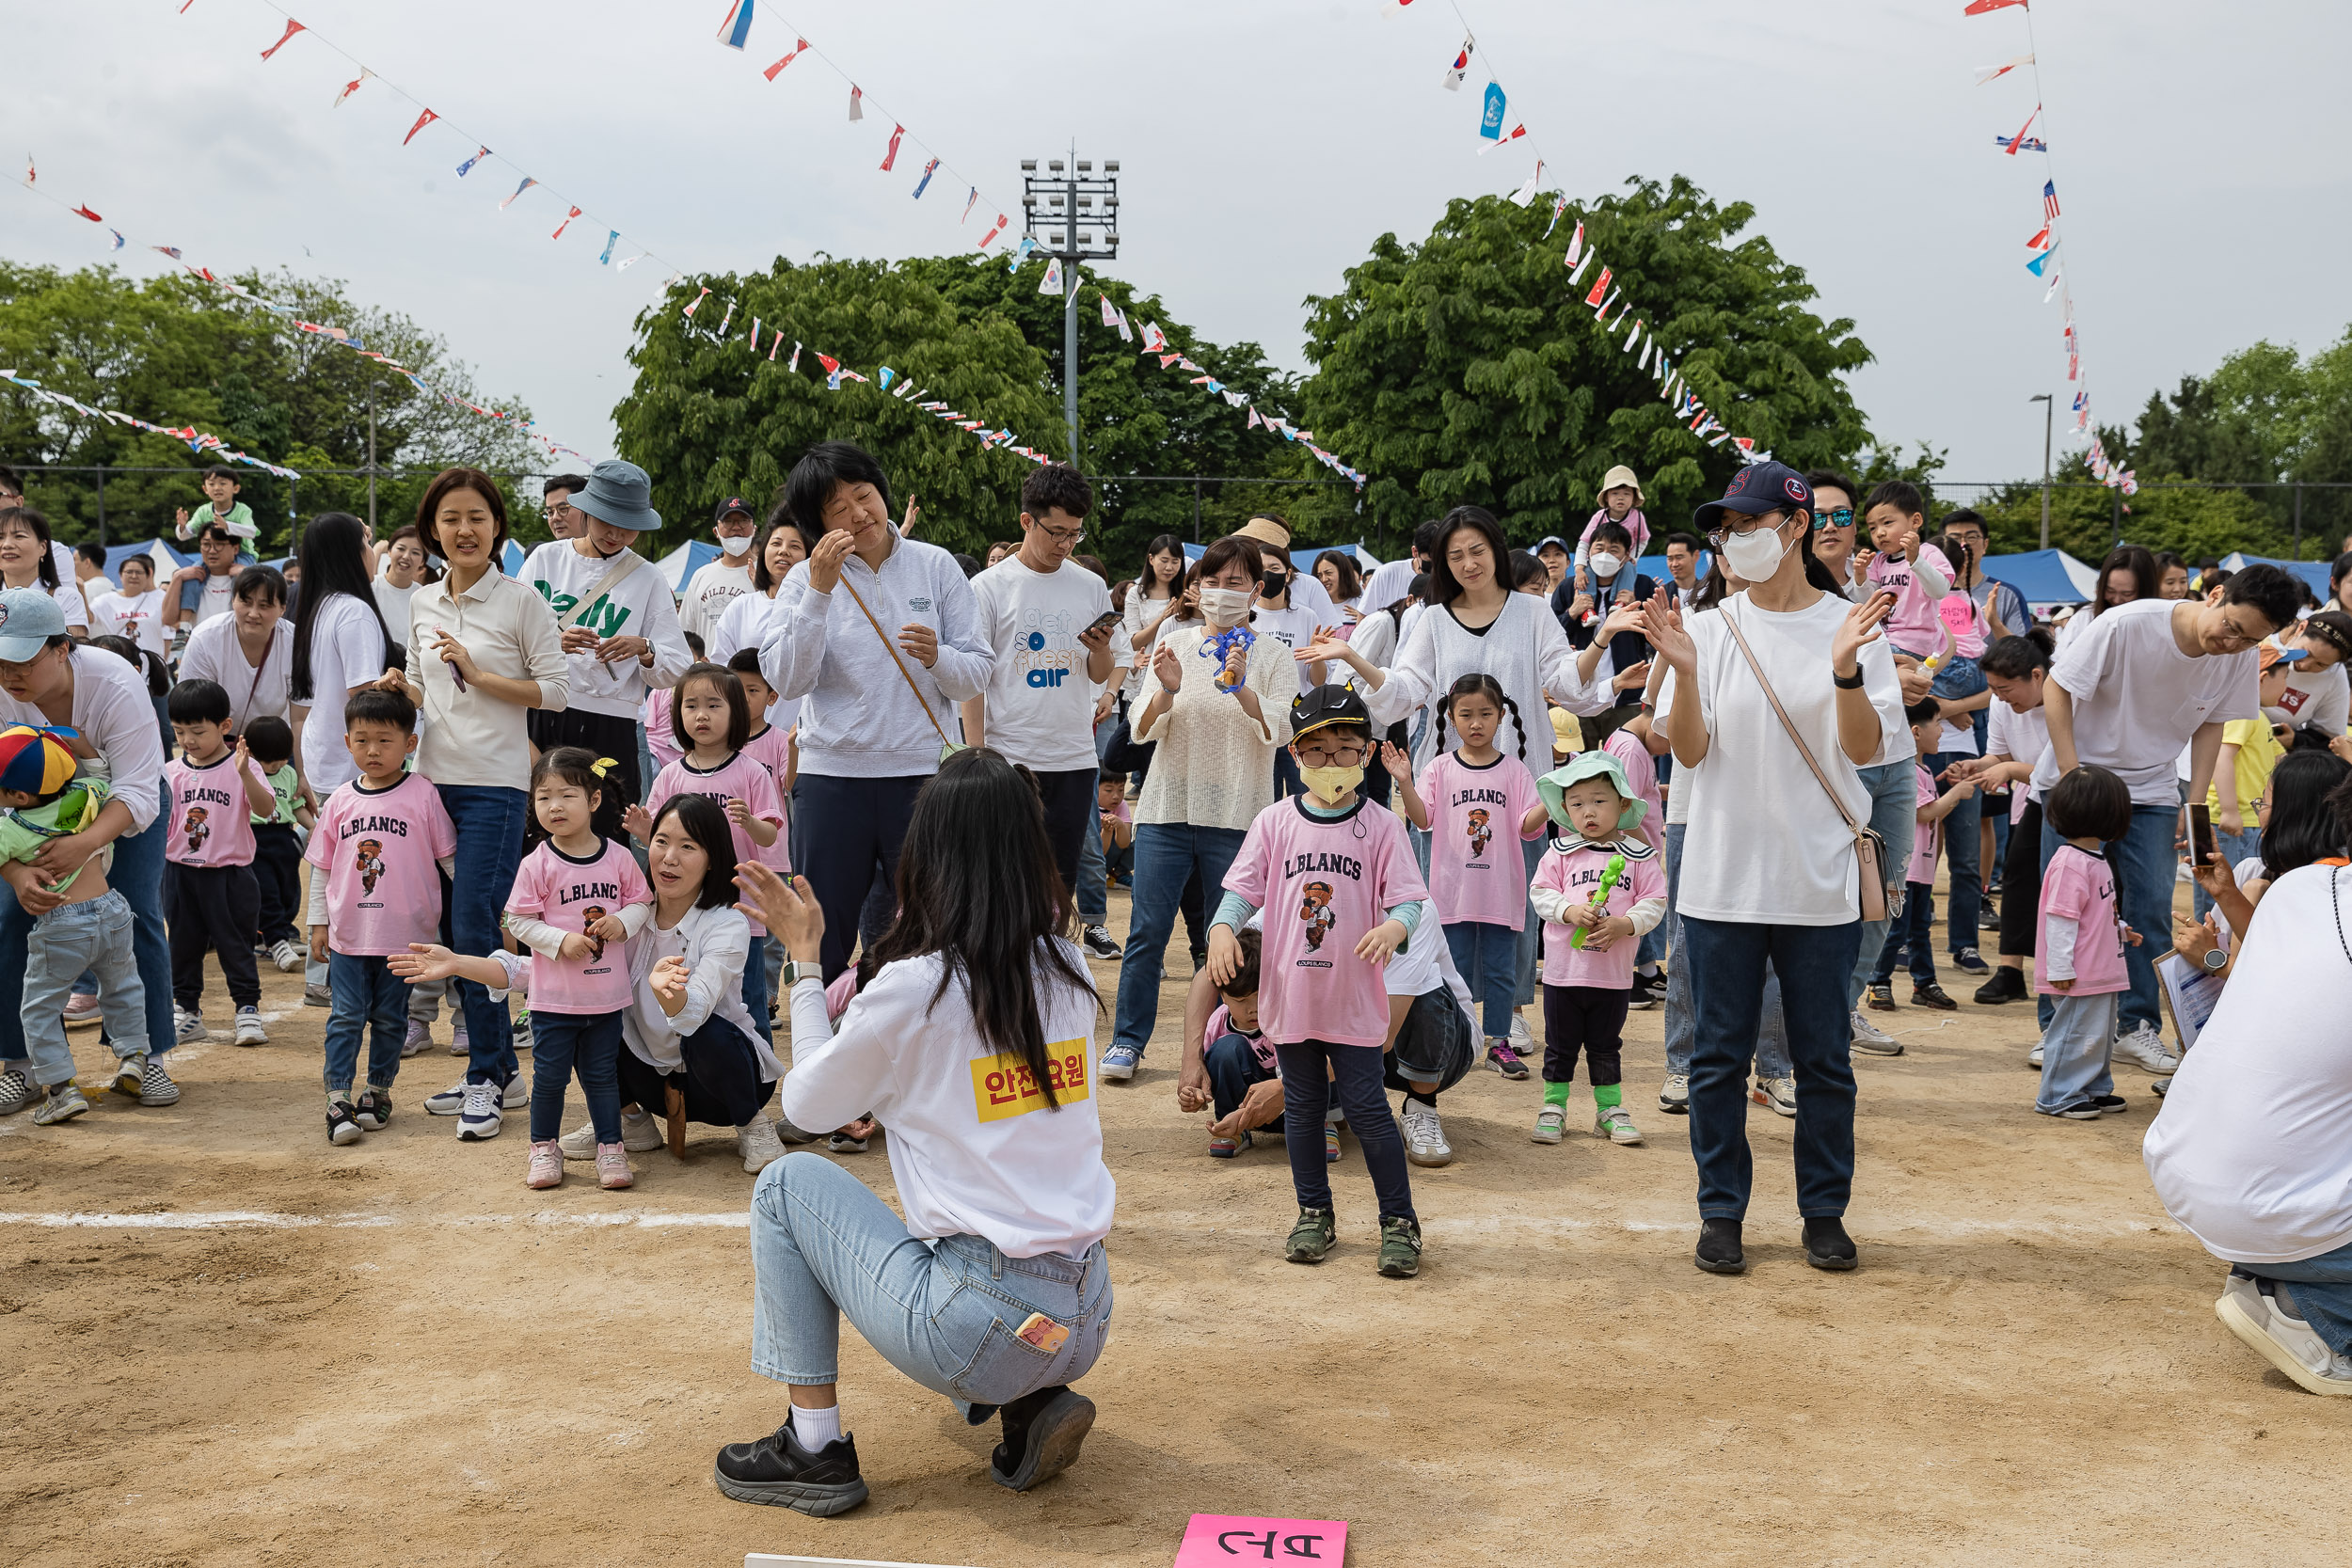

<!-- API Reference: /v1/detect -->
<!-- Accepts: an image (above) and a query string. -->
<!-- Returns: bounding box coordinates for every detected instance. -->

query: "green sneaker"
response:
[1376,1215,1422,1278]
[1283,1206,1336,1265]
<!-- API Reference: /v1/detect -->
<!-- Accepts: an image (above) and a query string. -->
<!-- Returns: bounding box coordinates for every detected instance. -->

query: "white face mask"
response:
[720,532,754,557]
[1720,520,1791,582]
[1198,587,1254,626]
[1588,551,1625,579]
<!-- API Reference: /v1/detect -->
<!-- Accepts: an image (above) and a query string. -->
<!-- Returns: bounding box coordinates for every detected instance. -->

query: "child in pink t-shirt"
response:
[1393,674,1546,1074]
[507,747,654,1190]
[629,662,785,1037]
[1860,483,1957,658]
[2032,763,2141,1120]
[304,687,459,1144]
[1211,685,1429,1274]
[162,677,280,1049]
[1528,752,1667,1147]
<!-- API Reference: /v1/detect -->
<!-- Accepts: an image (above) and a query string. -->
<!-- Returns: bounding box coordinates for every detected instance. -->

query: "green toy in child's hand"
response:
[1570,852,1627,950]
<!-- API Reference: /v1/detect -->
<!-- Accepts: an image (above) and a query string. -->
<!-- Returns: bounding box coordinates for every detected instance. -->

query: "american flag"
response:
[2042,181,2060,220]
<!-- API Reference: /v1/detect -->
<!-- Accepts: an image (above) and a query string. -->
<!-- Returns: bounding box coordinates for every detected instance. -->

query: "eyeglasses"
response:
[1296,741,1369,766]
[1034,524,1085,546]
[1816,507,1855,530]
[1705,511,1783,548]
[543,502,576,521]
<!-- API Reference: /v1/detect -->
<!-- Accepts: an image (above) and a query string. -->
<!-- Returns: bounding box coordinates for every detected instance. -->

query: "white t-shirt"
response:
[44,578,88,631]
[708,586,777,666]
[968,556,1113,772]
[1361,557,1418,613]
[1250,600,1325,694]
[2144,863,2352,1264]
[1675,591,1903,926]
[88,588,168,657]
[681,558,755,647]
[1984,698,2050,821]
[192,570,238,626]
[2267,644,2349,736]
[781,943,1115,1259]
[2031,598,2261,807]
[178,612,294,731]
[294,593,389,794]
[0,644,167,832]
[373,576,421,636]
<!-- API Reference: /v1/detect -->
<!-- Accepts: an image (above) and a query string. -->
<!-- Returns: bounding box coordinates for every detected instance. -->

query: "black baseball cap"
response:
[1692,461,1814,533]
[712,496,755,524]
[1291,683,1373,742]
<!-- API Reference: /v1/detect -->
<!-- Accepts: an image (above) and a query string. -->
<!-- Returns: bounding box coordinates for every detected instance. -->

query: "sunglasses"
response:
[1817,507,1856,529]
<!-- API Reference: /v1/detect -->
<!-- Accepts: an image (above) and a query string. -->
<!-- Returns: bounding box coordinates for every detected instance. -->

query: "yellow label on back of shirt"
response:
[970,1042,1090,1123]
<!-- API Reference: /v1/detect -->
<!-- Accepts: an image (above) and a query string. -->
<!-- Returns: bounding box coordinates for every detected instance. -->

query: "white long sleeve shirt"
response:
[1366,592,1604,770]
[523,541,695,720]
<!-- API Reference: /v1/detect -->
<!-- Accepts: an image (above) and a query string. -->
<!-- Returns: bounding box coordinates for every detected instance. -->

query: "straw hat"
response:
[1232,515,1291,551]
[1596,465,1645,507]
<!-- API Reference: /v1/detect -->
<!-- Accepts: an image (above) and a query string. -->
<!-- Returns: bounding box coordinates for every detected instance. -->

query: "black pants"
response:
[1032,766,1097,915]
[791,772,926,982]
[1275,1039,1415,1222]
[252,822,303,945]
[1542,982,1629,1086]
[527,706,644,844]
[1998,800,2044,959]
[614,1013,777,1128]
[167,861,261,1012]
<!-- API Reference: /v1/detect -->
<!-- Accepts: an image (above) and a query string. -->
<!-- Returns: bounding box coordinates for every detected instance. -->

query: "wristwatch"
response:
[2198,945,2229,974]
[781,960,811,989]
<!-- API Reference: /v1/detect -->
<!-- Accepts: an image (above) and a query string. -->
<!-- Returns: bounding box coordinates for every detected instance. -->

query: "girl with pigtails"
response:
[1386,673,1549,1076]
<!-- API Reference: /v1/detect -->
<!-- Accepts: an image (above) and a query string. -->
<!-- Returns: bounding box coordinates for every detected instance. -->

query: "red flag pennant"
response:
[880,124,905,172]
[552,206,580,240]
[977,213,1009,248]
[1963,0,2027,13]
[403,108,439,146]
[763,38,810,80]
[2003,103,2041,156]
[1582,265,1612,308]
[72,203,103,222]
[816,354,841,374]
[259,18,307,59]
[334,68,373,106]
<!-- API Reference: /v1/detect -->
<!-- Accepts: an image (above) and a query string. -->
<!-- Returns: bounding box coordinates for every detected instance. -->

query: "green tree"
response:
[1295,176,1873,546]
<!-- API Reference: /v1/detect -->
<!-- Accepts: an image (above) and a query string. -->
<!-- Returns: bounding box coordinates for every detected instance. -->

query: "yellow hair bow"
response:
[590,756,618,779]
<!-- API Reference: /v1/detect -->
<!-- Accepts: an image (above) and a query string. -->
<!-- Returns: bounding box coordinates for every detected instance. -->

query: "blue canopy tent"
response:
[87,538,196,589]
[2222,552,2329,600]
[1980,548,2095,606]
[656,539,725,603]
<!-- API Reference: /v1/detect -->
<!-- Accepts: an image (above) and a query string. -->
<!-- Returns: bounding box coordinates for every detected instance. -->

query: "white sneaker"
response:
[1850,1009,1903,1055]
[455,1081,503,1141]
[1400,1101,1453,1166]
[2112,1022,2180,1075]
[1659,1072,1690,1114]
[512,1015,533,1055]
[2216,1275,2352,1397]
[560,1108,662,1160]
[1507,1014,1536,1054]
[1750,1075,1798,1117]
[0,1067,38,1117]
[174,1006,208,1044]
[2027,1042,2045,1069]
[1532,1104,1566,1144]
[424,1079,469,1116]
[500,1074,530,1109]
[233,1006,267,1047]
[738,1115,787,1172]
[1595,1105,1643,1145]
[269,938,304,974]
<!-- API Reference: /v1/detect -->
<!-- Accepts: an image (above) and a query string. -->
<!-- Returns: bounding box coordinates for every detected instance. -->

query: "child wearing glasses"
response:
[1207,685,1430,1278]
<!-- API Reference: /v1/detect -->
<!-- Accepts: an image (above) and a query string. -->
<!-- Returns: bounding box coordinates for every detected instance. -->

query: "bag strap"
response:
[833,571,952,749]
[564,552,644,631]
[1717,605,1867,837]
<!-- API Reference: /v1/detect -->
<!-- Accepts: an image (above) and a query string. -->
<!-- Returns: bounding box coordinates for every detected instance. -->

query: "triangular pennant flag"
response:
[977,213,1009,248]
[1582,265,1612,308]
[2026,225,2051,250]
[334,68,373,106]
[2025,247,2056,277]
[763,39,810,79]
[500,176,537,209]
[683,286,712,318]
[456,146,489,177]
[1506,161,1544,207]
[1975,52,2033,84]
[2003,103,2042,156]
[913,158,939,198]
[109,230,126,250]
[716,0,755,50]
[617,253,644,271]
[598,230,618,264]
[1477,123,1528,154]
[880,124,905,172]
[72,204,102,222]
[1442,36,1474,90]
[1566,249,1597,288]
[403,108,439,146]
[848,85,864,120]
[259,18,307,60]
[961,187,979,222]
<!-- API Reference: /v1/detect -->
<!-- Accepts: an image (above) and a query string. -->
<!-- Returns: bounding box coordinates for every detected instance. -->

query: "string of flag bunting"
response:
[1963,0,2132,495]
[2,369,303,479]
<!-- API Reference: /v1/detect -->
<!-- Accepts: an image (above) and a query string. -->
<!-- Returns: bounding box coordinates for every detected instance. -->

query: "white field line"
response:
[0,1210,750,1230]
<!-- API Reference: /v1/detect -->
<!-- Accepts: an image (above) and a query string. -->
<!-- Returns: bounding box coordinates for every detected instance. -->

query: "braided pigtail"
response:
[1432,691,1452,758]
[1498,690,1529,763]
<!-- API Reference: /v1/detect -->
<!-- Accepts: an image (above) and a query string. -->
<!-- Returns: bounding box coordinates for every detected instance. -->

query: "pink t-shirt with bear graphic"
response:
[1416,751,1542,931]
[505,837,653,1014]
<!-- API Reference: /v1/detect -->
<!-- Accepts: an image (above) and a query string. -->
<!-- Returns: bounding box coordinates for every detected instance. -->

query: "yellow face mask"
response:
[1295,764,1364,805]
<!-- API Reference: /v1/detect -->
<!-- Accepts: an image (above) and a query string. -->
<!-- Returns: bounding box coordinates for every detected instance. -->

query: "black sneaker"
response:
[1865,982,1896,1011]
[1951,947,1992,976]
[326,1100,363,1146]
[1694,1216,1745,1275]
[989,1386,1096,1493]
[713,1414,869,1515]
[1803,1216,1858,1272]
[1080,924,1120,960]
[1972,966,2028,1005]
[1979,904,2003,931]
[2038,1100,2105,1121]
[2090,1093,2129,1117]
[1910,982,1958,1011]
[1627,973,1664,1011]
[355,1088,391,1131]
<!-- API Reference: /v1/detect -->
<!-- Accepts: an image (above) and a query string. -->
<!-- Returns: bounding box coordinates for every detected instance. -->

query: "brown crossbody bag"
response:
[1719,606,1890,925]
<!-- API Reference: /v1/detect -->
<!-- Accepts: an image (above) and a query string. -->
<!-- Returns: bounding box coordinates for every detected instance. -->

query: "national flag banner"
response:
[1114,309,1132,342]
[763,39,810,80]
[1100,295,1120,328]
[1247,407,1264,430]
[1963,0,2028,13]
[878,367,896,390]
[684,287,713,318]
[259,18,307,60]
[110,230,126,250]
[1975,53,2034,84]
[816,353,840,375]
[24,155,32,185]
[1638,336,1653,371]
[962,187,980,222]
[788,341,802,371]
[598,230,618,264]
[1566,249,1597,287]
[849,85,864,121]
[1159,353,1184,370]
[1480,82,1506,140]
[457,146,490,177]
[749,317,761,348]
[827,367,845,391]
[2026,248,2055,277]
[2026,226,2050,250]
[1224,390,1247,407]
[1543,194,1568,239]
[767,331,781,362]
[2042,180,2060,219]
[2002,103,2042,155]
[717,299,735,333]
[404,108,439,147]
[1442,36,1474,90]
[1144,322,1168,353]
[617,253,644,271]
[1994,135,2047,152]
[881,124,905,172]
[334,68,373,106]
[1039,257,1063,295]
[913,158,939,198]
[2073,390,2087,412]
[2068,353,2080,380]
[1565,222,1587,268]
[500,176,538,209]
[72,204,102,222]
[2042,264,2063,303]
[1596,285,1622,320]
[1478,123,1527,154]
[977,213,1009,248]
[1506,161,1544,207]
[1582,265,1612,308]
[151,245,183,259]
[716,0,755,50]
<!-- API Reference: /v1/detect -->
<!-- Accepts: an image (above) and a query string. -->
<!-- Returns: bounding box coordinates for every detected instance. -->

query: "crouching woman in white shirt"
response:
[715,748,1116,1516]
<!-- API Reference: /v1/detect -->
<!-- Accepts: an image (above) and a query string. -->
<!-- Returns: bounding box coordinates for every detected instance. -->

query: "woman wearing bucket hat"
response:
[1565,467,1651,623]
[524,458,694,845]
[1636,462,1904,1277]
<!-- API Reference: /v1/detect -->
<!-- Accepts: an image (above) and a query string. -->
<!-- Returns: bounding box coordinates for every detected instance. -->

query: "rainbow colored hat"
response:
[0,725,79,798]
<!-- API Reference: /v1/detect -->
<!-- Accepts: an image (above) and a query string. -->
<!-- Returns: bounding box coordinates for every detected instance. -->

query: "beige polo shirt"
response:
[403,567,569,791]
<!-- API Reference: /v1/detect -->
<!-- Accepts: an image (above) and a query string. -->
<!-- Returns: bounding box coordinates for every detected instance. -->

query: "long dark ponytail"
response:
[291,512,399,702]
[863,748,1097,1108]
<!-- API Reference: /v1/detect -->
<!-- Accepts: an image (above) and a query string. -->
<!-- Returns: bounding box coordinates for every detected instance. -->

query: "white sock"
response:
[793,1402,844,1448]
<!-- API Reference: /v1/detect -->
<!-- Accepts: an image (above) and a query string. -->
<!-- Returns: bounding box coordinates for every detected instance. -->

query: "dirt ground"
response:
[2,879,2342,1568]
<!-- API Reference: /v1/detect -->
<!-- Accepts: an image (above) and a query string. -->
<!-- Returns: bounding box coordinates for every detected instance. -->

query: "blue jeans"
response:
[21,892,148,1086]
[750,1152,1112,1404]
[1681,914,1864,1220]
[1075,769,1107,927]
[324,952,410,1093]
[0,812,172,1069]
[2036,989,2118,1113]
[1444,920,1518,1038]
[438,784,527,1087]
[1275,1039,1415,1222]
[1204,1032,1278,1121]
[1112,822,1248,1057]
[1871,881,1938,986]
[1923,749,1982,956]
[2040,802,2172,1036]
[1512,834,1546,1007]
[2246,1237,2352,1357]
[527,1009,624,1145]
[1663,823,1791,1080]
[741,950,771,1045]
[1851,760,1918,1009]
[2192,823,2261,922]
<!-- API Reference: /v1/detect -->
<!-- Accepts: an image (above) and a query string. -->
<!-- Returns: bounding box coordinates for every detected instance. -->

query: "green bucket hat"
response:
[1537,752,1646,834]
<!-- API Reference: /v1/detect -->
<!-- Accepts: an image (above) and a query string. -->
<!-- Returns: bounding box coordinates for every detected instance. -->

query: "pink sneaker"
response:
[62,992,102,1029]
[596,1142,633,1190]
[525,1140,564,1190]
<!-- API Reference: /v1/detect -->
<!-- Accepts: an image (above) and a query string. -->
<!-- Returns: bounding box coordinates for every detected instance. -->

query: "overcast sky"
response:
[8,0,2346,489]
